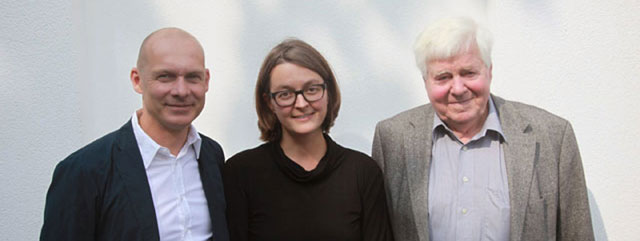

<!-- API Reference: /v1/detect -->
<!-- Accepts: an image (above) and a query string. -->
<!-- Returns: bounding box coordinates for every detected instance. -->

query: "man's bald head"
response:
[136,27,205,72]
[130,27,210,136]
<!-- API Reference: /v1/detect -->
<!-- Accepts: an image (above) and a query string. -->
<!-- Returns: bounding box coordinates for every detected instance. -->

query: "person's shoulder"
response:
[497,96,570,127]
[225,142,271,168]
[378,104,431,126]
[197,133,226,167]
[55,128,121,175]
[335,143,382,172]
[333,144,385,187]
[198,133,223,152]
[374,104,431,138]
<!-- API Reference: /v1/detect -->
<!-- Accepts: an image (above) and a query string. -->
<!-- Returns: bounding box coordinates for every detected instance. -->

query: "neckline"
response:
[270,134,344,183]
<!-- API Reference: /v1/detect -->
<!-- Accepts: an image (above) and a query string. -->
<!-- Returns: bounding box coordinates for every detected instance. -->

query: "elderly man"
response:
[372,17,594,241]
[40,28,229,241]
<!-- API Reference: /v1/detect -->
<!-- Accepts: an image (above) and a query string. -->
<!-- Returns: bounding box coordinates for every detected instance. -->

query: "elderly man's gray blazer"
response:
[372,95,594,241]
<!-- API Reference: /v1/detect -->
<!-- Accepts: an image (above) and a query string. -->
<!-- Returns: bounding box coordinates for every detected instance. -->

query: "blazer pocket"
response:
[522,193,557,241]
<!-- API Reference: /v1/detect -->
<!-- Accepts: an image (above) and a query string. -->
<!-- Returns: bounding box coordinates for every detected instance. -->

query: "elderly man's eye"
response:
[435,74,451,81]
[460,70,477,77]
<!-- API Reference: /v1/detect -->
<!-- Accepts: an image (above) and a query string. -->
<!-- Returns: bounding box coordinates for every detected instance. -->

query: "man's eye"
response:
[186,74,202,81]
[461,71,476,77]
[157,74,172,81]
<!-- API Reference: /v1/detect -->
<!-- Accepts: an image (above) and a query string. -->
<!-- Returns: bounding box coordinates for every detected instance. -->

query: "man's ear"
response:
[422,74,430,93]
[131,67,143,94]
[204,68,210,92]
[488,65,493,81]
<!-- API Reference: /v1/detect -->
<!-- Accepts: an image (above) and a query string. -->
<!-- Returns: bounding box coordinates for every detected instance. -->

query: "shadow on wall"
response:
[588,188,608,240]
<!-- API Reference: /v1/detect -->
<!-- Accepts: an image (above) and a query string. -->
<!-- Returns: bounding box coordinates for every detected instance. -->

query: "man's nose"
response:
[171,77,189,97]
[450,76,467,96]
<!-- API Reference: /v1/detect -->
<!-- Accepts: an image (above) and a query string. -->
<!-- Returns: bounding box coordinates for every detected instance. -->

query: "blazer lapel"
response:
[113,121,160,241]
[196,139,224,223]
[493,96,537,241]
[404,106,434,241]
[197,138,230,241]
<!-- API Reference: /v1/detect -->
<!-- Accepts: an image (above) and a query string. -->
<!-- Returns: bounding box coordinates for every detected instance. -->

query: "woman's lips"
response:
[292,112,314,120]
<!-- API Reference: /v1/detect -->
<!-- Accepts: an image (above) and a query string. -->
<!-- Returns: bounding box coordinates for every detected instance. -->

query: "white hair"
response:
[413,17,493,77]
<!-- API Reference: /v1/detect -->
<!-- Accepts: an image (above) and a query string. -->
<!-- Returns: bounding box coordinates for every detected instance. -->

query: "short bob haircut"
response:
[255,39,341,142]
[413,17,493,77]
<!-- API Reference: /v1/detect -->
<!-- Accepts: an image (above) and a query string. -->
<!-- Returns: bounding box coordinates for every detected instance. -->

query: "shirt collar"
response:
[432,97,506,142]
[131,110,202,169]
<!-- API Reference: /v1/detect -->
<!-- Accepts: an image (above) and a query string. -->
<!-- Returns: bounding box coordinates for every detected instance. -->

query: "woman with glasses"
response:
[223,39,394,241]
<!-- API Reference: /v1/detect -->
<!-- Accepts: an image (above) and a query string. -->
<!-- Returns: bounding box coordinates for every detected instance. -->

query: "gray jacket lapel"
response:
[493,96,537,241]
[404,105,434,241]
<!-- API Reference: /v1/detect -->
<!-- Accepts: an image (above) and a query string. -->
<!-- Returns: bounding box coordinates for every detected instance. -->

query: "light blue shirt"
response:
[428,98,510,241]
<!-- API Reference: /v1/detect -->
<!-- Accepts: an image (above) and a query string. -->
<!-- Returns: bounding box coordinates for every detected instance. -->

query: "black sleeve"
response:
[223,158,249,241]
[360,159,395,241]
[40,159,99,241]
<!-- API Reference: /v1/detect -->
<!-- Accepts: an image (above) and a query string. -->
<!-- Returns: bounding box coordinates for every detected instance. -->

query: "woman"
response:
[223,39,394,241]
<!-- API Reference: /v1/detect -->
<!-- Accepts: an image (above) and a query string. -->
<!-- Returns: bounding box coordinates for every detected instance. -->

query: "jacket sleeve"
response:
[372,122,385,172]
[223,160,249,241]
[558,123,595,240]
[40,158,99,241]
[360,159,395,241]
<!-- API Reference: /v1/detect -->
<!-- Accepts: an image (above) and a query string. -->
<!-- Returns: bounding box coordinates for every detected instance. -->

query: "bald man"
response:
[40,28,230,241]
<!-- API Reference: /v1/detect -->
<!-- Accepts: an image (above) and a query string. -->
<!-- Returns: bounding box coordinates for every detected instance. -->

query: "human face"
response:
[268,63,328,140]
[131,35,209,133]
[424,46,492,130]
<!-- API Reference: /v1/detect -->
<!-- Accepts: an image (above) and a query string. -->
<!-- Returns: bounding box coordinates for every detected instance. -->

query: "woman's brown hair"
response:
[255,39,341,142]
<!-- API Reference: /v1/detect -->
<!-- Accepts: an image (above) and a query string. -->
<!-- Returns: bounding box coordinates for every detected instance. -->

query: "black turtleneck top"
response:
[223,136,393,241]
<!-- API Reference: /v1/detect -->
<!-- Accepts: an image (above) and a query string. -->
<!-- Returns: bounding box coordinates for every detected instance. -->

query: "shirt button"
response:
[463,176,469,182]
[462,208,468,214]
[462,146,468,151]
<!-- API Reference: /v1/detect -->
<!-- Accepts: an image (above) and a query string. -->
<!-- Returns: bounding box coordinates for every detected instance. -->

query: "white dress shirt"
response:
[132,111,212,241]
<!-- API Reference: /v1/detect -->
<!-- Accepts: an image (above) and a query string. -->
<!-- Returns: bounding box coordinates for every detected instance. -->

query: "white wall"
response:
[1,0,638,240]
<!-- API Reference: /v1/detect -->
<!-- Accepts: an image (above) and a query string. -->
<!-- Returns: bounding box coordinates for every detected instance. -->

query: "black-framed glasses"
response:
[269,83,327,107]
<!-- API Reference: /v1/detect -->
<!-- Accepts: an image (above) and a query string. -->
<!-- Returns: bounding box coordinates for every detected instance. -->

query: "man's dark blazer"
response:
[40,121,230,241]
